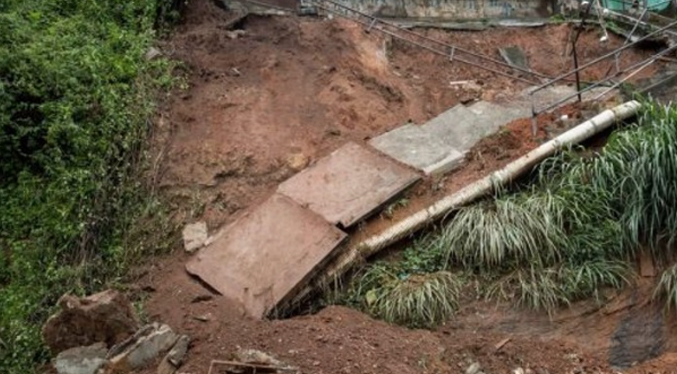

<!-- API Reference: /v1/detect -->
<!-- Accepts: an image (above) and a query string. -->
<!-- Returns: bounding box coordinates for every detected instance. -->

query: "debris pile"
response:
[43,290,190,374]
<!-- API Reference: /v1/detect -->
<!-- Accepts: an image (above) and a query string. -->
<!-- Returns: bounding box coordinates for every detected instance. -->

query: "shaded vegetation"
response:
[0,1,181,372]
[342,101,677,327]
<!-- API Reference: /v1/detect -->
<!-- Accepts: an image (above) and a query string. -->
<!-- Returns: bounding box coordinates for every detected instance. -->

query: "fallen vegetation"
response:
[342,100,677,326]
[0,1,180,372]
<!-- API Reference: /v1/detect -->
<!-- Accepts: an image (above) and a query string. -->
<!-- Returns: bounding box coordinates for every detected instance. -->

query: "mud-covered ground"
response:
[139,1,676,373]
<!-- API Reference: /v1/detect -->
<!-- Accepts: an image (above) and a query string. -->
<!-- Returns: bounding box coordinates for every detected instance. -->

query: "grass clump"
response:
[443,192,567,269]
[654,264,677,311]
[369,271,462,328]
[340,235,461,328]
[345,100,677,323]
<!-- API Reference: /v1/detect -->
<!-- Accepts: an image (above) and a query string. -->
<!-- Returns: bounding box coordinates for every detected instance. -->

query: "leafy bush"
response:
[0,1,178,372]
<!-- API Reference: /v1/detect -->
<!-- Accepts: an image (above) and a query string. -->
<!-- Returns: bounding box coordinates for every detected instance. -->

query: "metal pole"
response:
[530,17,677,94]
[571,1,593,102]
[573,40,583,101]
[533,43,677,115]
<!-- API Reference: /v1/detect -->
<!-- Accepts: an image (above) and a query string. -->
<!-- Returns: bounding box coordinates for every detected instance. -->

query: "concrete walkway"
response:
[370,100,529,175]
[186,94,577,318]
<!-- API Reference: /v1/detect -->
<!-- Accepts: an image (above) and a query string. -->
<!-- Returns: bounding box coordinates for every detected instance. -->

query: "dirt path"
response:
[140,1,676,372]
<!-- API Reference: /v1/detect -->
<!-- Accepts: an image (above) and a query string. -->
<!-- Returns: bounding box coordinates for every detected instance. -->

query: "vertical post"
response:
[572,39,583,102]
[571,0,593,102]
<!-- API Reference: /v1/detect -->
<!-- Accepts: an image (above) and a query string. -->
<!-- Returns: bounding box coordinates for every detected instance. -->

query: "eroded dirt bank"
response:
[140,0,675,372]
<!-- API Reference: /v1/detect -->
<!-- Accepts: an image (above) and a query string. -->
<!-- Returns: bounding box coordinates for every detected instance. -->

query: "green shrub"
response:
[0,1,179,372]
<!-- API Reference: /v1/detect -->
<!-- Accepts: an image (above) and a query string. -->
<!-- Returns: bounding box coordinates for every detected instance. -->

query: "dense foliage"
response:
[0,1,179,372]
[343,101,677,327]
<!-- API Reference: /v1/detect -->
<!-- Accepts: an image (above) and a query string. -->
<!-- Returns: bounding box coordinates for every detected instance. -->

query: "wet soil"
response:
[139,1,677,373]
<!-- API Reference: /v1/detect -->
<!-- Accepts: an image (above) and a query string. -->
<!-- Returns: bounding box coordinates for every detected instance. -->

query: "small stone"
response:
[286,153,310,171]
[156,335,190,374]
[466,362,481,374]
[226,29,246,39]
[157,359,177,374]
[167,335,191,367]
[193,313,212,322]
[190,294,213,303]
[236,349,286,368]
[54,343,108,374]
[182,222,208,253]
[106,323,179,373]
[145,47,162,61]
[514,368,525,374]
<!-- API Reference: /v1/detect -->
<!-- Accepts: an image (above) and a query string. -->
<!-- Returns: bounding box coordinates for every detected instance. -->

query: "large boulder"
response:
[42,290,140,354]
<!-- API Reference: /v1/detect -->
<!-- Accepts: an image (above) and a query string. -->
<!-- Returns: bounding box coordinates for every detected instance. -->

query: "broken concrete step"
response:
[186,194,347,318]
[368,124,464,176]
[278,142,420,227]
[369,104,477,176]
[370,101,531,176]
[466,101,529,130]
[421,104,481,151]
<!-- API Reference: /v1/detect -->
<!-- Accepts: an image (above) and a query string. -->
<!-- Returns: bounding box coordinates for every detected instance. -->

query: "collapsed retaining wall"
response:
[333,0,556,19]
[226,0,557,19]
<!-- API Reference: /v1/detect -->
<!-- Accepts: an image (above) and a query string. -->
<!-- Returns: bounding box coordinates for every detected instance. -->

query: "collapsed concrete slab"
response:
[278,142,420,227]
[370,102,529,175]
[186,194,347,318]
[368,124,465,176]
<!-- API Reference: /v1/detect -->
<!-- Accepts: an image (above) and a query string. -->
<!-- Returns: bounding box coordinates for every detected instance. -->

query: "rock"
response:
[155,335,190,374]
[106,323,179,373]
[286,153,310,172]
[193,313,212,322]
[54,343,108,374]
[235,349,291,369]
[145,47,162,61]
[167,335,190,367]
[42,290,140,354]
[466,362,482,374]
[182,222,208,253]
[157,359,176,374]
[513,368,525,374]
[226,29,246,39]
[190,294,213,303]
